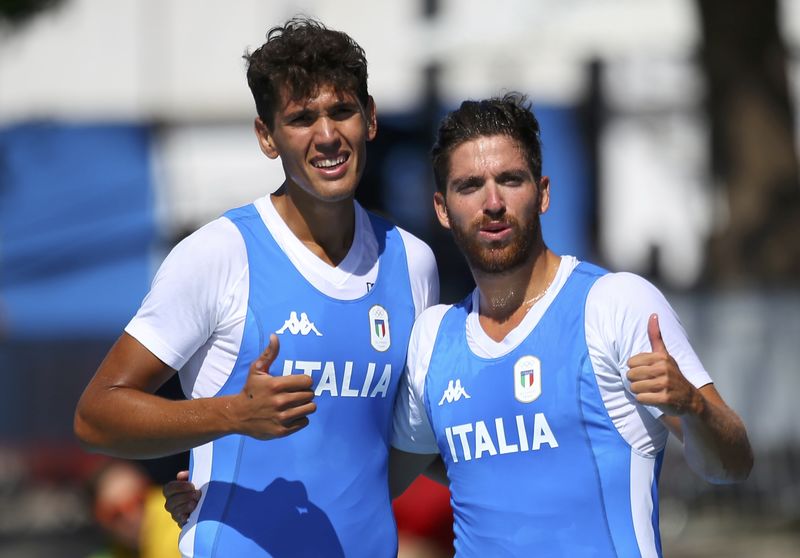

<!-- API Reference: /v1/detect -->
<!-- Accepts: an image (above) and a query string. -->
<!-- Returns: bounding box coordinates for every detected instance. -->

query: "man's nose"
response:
[313,117,339,146]
[483,184,505,216]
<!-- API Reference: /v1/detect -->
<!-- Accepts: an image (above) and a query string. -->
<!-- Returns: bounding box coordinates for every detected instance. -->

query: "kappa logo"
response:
[438,379,471,406]
[276,311,322,336]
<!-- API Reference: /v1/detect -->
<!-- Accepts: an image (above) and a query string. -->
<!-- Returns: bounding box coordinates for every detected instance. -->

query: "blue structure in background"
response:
[536,106,591,260]
[0,123,156,339]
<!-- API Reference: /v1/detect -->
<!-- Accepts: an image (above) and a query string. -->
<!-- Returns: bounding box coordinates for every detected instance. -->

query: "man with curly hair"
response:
[75,18,438,557]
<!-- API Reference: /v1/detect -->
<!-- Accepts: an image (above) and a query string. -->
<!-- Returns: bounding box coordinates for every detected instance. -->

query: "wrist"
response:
[210,394,245,436]
[689,388,706,417]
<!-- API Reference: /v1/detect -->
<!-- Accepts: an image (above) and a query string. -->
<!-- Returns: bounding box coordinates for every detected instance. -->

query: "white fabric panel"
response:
[178,441,214,558]
[630,450,659,558]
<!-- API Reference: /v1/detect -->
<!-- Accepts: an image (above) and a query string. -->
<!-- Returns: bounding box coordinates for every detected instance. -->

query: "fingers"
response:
[250,334,281,376]
[243,373,314,403]
[253,400,318,439]
[163,478,201,527]
[647,313,668,354]
[176,470,189,482]
[626,359,670,382]
[272,373,314,392]
[169,492,201,525]
[278,400,317,424]
[163,479,197,499]
[628,376,666,395]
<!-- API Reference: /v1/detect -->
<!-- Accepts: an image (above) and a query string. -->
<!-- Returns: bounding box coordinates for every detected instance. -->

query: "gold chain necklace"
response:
[523,259,560,307]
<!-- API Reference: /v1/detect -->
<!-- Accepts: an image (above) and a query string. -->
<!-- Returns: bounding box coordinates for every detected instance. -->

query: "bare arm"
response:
[659,384,752,484]
[74,333,316,459]
[627,314,753,483]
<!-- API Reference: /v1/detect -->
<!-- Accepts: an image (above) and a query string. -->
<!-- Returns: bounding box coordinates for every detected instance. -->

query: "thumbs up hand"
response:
[626,314,703,416]
[232,334,316,439]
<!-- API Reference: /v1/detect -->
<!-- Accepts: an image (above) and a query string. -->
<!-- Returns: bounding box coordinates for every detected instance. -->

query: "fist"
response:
[626,314,702,416]
[234,334,317,439]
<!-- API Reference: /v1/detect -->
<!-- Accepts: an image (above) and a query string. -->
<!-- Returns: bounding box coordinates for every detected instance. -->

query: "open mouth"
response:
[312,153,349,170]
[478,221,513,242]
[480,221,510,233]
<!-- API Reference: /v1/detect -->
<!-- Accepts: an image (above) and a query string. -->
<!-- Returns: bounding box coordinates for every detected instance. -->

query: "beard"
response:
[449,210,542,275]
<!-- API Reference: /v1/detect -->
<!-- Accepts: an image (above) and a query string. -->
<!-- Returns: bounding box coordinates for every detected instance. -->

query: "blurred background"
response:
[1,0,799,556]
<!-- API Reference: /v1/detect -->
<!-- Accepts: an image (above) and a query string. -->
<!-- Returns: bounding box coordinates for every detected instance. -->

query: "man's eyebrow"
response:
[283,107,315,120]
[331,99,359,109]
[496,169,532,182]
[449,175,484,190]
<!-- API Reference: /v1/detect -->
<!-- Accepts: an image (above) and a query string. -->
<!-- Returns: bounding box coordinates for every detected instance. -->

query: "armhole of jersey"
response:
[417,305,453,422]
[393,304,451,454]
[585,273,672,456]
[176,216,250,400]
[397,227,440,317]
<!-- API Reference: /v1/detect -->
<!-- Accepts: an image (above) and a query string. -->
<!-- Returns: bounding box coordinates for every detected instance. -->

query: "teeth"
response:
[313,155,346,168]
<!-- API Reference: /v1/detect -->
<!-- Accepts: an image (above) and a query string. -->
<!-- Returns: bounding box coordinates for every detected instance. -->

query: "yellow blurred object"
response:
[139,486,182,558]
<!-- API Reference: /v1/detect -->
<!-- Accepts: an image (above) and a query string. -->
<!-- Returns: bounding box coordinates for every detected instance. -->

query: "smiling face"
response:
[255,84,377,203]
[434,134,550,274]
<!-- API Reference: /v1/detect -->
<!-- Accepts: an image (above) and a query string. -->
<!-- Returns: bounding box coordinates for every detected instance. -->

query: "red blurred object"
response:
[393,476,454,555]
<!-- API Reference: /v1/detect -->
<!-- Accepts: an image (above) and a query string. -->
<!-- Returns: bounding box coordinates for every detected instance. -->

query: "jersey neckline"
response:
[466,255,580,359]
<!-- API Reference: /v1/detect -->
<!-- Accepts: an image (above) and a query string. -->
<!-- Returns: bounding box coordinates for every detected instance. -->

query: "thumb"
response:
[647,313,668,354]
[251,334,281,375]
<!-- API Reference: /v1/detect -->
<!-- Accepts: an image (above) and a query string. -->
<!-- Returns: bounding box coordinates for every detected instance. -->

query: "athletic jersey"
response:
[393,256,712,557]
[126,196,439,558]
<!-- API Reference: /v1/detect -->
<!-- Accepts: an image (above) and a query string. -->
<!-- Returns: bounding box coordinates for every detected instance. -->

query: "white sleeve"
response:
[398,228,440,317]
[587,272,712,422]
[124,218,247,370]
[391,305,450,454]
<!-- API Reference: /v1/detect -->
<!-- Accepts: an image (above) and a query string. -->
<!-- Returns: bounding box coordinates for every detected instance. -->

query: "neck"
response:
[271,183,355,266]
[474,247,561,342]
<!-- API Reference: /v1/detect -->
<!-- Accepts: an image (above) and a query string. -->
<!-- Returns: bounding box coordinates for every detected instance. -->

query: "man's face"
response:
[255,84,376,203]
[434,134,550,274]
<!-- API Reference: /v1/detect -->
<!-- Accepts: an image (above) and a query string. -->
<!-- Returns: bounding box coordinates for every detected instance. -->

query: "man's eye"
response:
[290,114,314,125]
[455,183,480,194]
[331,107,356,120]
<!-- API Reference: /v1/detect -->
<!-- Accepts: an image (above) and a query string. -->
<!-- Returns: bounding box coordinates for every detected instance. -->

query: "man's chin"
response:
[465,250,526,275]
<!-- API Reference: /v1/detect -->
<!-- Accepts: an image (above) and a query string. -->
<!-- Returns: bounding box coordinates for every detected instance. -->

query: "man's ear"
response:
[433,191,450,229]
[538,176,551,214]
[366,96,377,141]
[254,117,279,159]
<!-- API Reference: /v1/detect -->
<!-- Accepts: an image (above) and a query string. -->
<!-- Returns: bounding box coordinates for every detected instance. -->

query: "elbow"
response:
[73,408,95,451]
[721,432,755,484]
[725,446,754,484]
[700,447,754,485]
[73,402,107,453]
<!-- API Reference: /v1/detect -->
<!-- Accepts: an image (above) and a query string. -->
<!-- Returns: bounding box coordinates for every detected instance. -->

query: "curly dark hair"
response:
[245,17,369,128]
[431,93,543,193]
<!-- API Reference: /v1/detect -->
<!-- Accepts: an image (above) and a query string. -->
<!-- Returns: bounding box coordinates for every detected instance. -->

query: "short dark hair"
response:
[431,93,543,193]
[245,17,369,128]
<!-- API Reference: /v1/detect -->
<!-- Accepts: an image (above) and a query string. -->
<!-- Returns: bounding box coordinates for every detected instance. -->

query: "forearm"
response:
[75,387,241,459]
[679,387,753,484]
